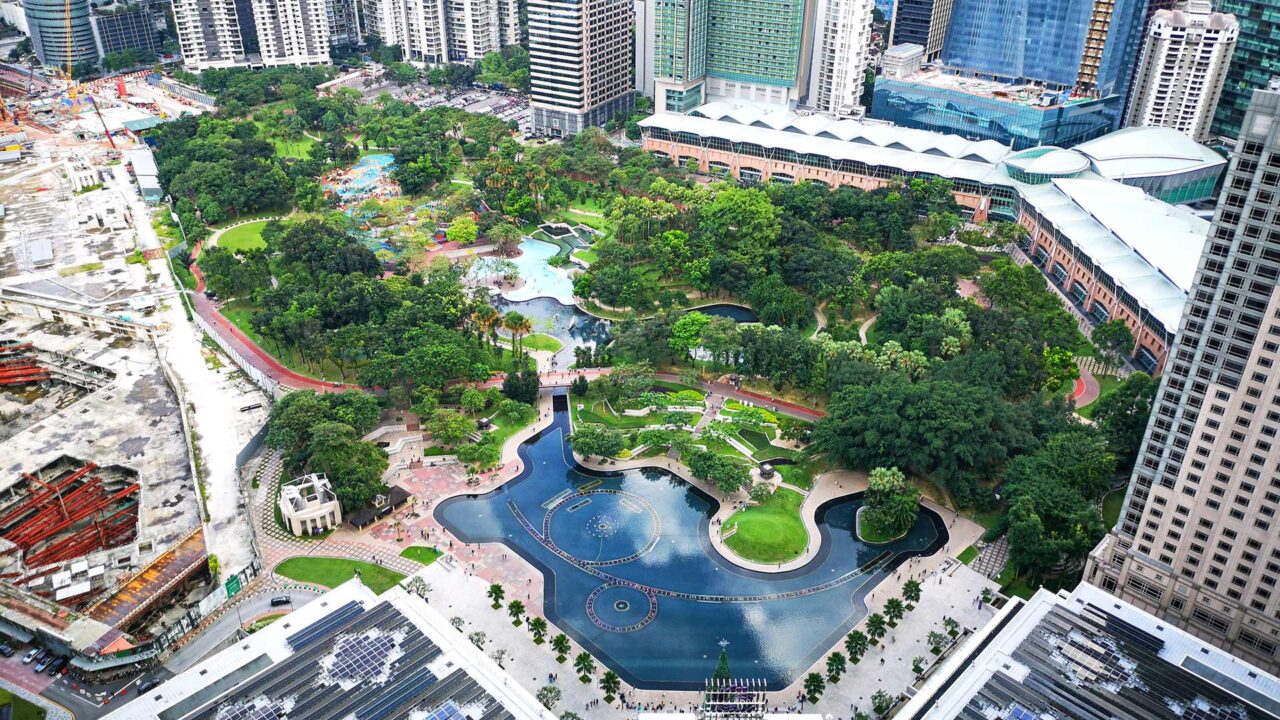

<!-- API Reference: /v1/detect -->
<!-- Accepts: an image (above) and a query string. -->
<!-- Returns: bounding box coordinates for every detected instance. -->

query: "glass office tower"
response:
[1212,0,1280,139]
[24,0,98,69]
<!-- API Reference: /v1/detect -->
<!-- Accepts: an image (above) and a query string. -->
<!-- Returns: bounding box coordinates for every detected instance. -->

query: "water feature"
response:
[436,401,946,689]
[694,303,760,323]
[329,153,396,200]
[491,296,610,354]
[490,238,577,304]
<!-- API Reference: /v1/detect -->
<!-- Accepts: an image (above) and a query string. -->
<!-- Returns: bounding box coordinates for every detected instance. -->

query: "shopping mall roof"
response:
[1075,126,1227,179]
[103,578,554,720]
[685,103,1012,164]
[898,583,1280,719]
[639,112,1005,184]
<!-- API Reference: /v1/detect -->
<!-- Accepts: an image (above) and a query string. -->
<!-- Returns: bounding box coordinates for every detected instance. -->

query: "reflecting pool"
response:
[491,297,610,354]
[436,400,947,689]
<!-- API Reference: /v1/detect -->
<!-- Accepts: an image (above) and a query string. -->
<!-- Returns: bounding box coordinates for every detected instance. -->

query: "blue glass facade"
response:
[869,78,1123,149]
[942,0,1092,88]
[940,0,1148,111]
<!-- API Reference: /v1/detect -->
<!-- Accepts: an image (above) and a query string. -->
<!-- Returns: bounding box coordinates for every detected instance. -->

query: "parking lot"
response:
[352,70,535,137]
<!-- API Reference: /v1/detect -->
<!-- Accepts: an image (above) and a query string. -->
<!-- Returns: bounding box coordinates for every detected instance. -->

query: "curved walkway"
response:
[1070,363,1100,407]
[206,215,282,248]
[858,314,878,346]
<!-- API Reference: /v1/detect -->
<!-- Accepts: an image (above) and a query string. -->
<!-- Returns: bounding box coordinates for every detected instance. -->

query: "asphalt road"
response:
[30,590,321,719]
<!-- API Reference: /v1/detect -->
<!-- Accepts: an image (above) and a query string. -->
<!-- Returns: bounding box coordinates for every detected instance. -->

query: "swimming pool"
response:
[496,238,577,304]
[436,401,946,689]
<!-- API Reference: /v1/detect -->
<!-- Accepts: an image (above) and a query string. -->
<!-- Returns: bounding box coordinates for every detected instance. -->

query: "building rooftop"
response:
[103,578,555,720]
[1075,126,1228,180]
[899,582,1280,719]
[884,43,924,59]
[886,68,1097,108]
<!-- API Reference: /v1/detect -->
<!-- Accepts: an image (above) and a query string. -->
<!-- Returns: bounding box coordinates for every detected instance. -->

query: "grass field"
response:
[275,557,406,594]
[723,488,808,564]
[0,689,47,720]
[218,220,271,251]
[1075,374,1124,419]
[572,248,599,266]
[522,333,563,353]
[400,546,443,566]
[957,546,979,564]
[776,462,815,490]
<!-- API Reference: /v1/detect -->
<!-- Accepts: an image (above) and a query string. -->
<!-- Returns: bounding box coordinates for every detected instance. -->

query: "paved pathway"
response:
[970,536,1009,579]
[858,315,878,346]
[206,215,282,248]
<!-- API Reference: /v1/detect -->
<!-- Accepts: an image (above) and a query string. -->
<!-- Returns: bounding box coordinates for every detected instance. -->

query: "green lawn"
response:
[957,546,979,564]
[218,220,270,251]
[736,427,800,461]
[1076,374,1123,419]
[1102,488,1125,528]
[0,690,45,720]
[570,396,670,430]
[400,546,443,566]
[220,299,349,382]
[572,248,599,266]
[523,333,563,353]
[858,515,908,543]
[275,557,406,594]
[723,488,808,564]
[776,462,815,490]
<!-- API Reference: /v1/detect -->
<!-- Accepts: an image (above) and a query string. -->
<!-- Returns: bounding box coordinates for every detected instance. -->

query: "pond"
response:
[694,303,759,323]
[491,296,610,355]
[436,398,946,689]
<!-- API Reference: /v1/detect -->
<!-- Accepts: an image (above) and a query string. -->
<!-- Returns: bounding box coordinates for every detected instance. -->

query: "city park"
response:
[155,66,1155,716]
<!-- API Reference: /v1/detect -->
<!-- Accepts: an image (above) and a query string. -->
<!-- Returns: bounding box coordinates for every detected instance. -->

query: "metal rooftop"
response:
[1075,127,1228,180]
[900,582,1280,719]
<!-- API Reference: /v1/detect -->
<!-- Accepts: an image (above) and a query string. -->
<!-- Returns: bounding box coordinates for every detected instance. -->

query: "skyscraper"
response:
[529,0,635,136]
[809,0,875,117]
[24,0,98,70]
[887,0,953,60]
[652,0,815,110]
[1085,79,1280,675]
[251,0,332,65]
[1125,1,1238,142]
[360,0,519,63]
[1212,0,1280,139]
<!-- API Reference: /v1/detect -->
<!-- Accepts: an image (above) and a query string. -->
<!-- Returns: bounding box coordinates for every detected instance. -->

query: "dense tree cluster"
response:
[177,66,336,110]
[265,390,387,509]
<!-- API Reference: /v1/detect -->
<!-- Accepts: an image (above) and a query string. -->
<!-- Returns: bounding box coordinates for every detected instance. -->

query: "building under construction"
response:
[0,311,208,678]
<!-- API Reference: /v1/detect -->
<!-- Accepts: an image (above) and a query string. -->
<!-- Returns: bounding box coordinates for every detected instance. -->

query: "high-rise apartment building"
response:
[529,0,635,136]
[634,0,657,98]
[251,0,332,65]
[172,0,249,69]
[1211,0,1280,139]
[1084,79,1280,675]
[360,0,519,63]
[1125,1,1238,143]
[24,0,98,69]
[652,0,816,110]
[809,0,875,117]
[887,0,952,61]
[325,0,361,46]
[89,0,167,57]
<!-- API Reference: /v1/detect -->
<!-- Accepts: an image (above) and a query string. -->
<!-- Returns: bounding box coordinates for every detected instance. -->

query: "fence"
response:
[191,310,284,399]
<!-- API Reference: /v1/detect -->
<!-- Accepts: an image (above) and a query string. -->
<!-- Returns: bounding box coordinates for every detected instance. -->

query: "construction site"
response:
[0,61,266,684]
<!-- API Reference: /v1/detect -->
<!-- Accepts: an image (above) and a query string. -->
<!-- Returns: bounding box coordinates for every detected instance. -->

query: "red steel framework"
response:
[0,341,50,385]
[0,462,139,570]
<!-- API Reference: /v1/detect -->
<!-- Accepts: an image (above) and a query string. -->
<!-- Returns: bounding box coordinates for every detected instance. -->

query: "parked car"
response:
[33,654,50,673]
[22,648,39,664]
[269,595,292,607]
[137,677,161,693]
[46,657,66,675]
[0,644,14,657]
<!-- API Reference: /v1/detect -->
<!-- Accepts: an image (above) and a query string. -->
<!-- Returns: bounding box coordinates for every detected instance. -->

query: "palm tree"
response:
[573,651,595,682]
[502,310,532,359]
[826,652,846,683]
[866,613,887,643]
[885,598,905,625]
[471,305,500,350]
[803,672,825,702]
[902,579,922,605]
[529,616,548,644]
[844,630,868,661]
[507,599,525,626]
[600,670,620,701]
[487,583,505,609]
[551,633,571,662]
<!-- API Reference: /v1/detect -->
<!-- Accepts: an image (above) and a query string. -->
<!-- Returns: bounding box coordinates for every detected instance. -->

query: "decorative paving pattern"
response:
[971,536,1009,580]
